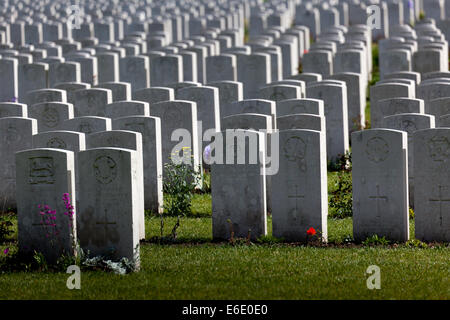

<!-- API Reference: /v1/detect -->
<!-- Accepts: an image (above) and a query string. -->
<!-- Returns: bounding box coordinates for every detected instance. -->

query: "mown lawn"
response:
[1,210,449,300]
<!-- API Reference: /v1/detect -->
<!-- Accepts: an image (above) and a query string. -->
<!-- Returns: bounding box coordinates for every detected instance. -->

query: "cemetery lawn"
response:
[1,213,449,300]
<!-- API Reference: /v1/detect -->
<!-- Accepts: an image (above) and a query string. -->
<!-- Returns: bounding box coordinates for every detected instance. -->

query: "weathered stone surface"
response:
[383,113,435,207]
[272,129,328,242]
[306,82,349,161]
[0,117,37,208]
[85,130,145,239]
[352,129,409,242]
[277,114,326,132]
[211,129,267,240]
[16,148,76,262]
[28,102,74,132]
[77,147,140,266]
[112,116,163,213]
[105,101,149,119]
[276,98,324,117]
[414,128,450,242]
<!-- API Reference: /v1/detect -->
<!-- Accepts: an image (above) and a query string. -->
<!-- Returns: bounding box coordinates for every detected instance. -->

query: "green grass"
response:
[1,243,448,300]
[1,214,448,300]
[365,44,379,129]
[190,194,212,217]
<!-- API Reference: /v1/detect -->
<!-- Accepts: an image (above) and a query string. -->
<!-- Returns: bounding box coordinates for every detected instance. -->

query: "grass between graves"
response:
[365,43,380,129]
[0,216,449,300]
[1,197,449,299]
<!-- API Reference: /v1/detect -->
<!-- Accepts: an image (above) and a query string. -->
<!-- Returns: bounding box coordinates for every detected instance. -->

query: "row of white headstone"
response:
[210,126,450,244]
[10,125,450,268]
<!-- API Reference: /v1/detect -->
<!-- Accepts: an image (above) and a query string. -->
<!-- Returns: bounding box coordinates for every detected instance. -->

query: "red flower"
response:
[307,227,316,236]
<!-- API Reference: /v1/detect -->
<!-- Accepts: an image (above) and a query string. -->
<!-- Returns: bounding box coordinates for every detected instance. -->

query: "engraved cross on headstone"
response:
[369,185,388,222]
[288,184,305,215]
[96,208,117,233]
[429,185,450,227]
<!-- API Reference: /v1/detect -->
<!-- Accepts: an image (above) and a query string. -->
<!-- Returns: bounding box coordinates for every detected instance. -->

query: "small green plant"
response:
[0,214,14,243]
[0,249,53,273]
[163,161,201,216]
[419,11,425,20]
[328,152,353,219]
[405,239,428,249]
[328,151,352,172]
[409,207,415,219]
[341,234,354,245]
[201,170,211,194]
[32,251,48,272]
[362,235,391,246]
[256,235,283,245]
[244,20,249,43]
[329,171,353,218]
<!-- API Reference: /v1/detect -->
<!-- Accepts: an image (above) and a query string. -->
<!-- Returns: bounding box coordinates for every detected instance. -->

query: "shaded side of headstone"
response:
[85,130,145,239]
[272,129,328,242]
[352,129,409,242]
[211,129,267,240]
[77,147,140,267]
[414,128,450,242]
[16,148,76,263]
[29,102,74,132]
[0,117,37,208]
[112,116,163,213]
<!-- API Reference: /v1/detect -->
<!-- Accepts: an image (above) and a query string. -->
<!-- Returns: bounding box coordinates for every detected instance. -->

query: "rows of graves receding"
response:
[1,0,450,269]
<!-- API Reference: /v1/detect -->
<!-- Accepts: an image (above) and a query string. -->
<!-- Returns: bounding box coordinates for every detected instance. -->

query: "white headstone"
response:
[0,117,37,208]
[272,129,327,242]
[16,148,76,262]
[414,128,450,242]
[352,129,409,242]
[85,130,145,239]
[77,147,140,267]
[112,116,163,213]
[211,129,267,240]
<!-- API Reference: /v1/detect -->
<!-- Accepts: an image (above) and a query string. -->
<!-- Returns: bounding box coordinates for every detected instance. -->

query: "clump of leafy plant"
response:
[409,207,415,219]
[405,239,428,249]
[362,235,391,246]
[0,214,14,243]
[333,234,353,245]
[328,151,352,172]
[419,11,425,20]
[0,249,51,273]
[328,152,353,219]
[200,170,211,194]
[329,171,353,218]
[163,161,201,216]
[256,235,283,245]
